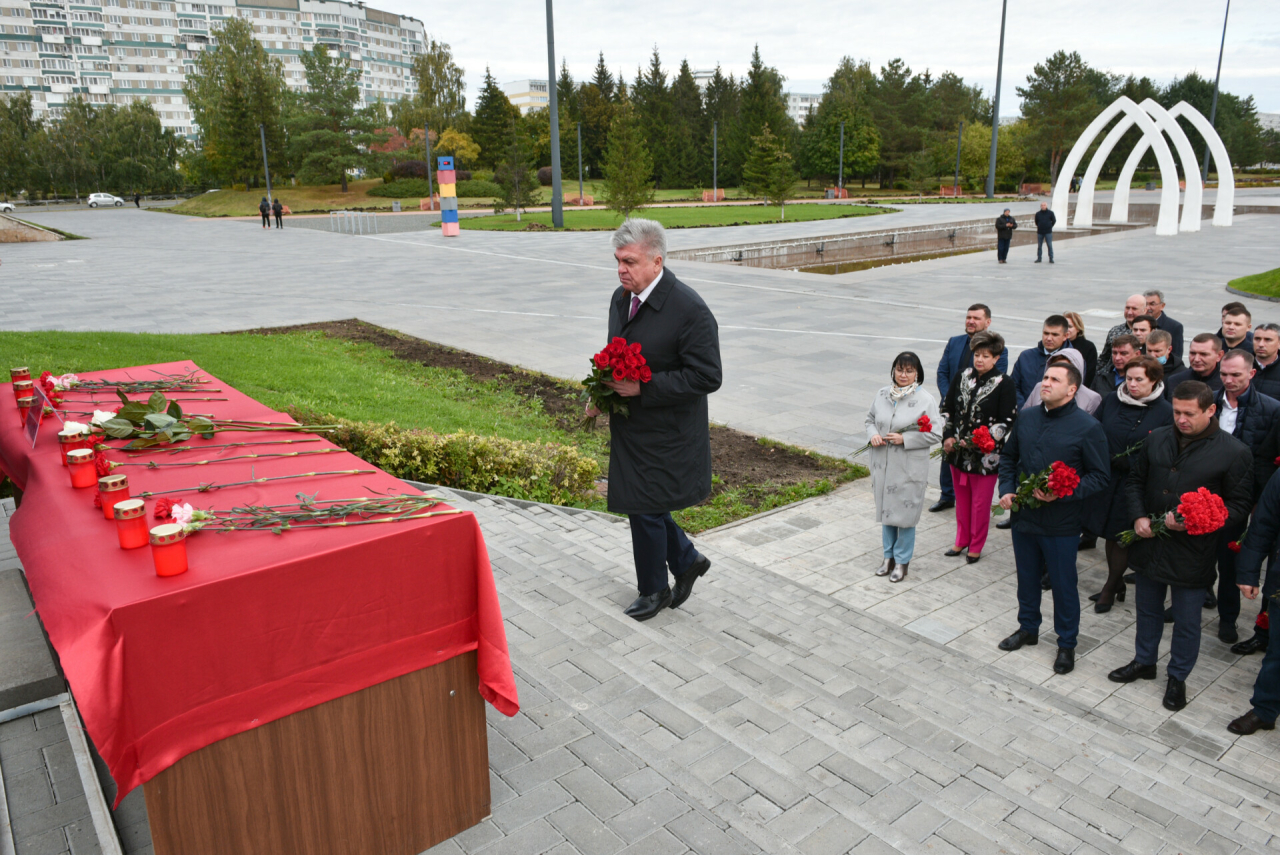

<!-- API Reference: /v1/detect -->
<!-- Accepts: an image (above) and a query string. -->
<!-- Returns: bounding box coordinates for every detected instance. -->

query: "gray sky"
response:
[374,0,1279,116]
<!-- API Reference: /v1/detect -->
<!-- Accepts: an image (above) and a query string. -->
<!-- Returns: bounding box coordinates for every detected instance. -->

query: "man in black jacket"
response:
[1145,330,1183,375]
[1144,290,1184,359]
[995,209,1017,264]
[1226,469,1280,735]
[1109,381,1253,711]
[1034,202,1055,264]
[996,362,1110,675]
[1251,323,1280,398]
[590,218,722,621]
[1090,334,1139,398]
[1164,333,1224,400]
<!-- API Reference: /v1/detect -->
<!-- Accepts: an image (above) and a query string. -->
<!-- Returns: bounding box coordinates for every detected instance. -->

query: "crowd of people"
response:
[863,290,1280,736]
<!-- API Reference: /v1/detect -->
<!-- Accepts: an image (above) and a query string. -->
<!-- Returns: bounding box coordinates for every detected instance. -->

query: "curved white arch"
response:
[1053,96,1180,236]
[1113,101,1213,230]
[1140,99,1203,232]
[1170,101,1233,226]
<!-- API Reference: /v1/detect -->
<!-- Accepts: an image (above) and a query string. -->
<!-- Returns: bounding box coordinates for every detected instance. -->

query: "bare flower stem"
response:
[113,449,343,468]
[138,469,376,498]
[119,439,324,455]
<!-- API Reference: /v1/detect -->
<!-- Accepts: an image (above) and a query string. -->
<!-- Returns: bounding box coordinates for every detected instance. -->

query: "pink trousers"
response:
[951,467,998,555]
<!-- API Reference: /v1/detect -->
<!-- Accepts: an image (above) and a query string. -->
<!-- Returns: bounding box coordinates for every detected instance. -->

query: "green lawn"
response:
[459,203,888,231]
[1228,267,1280,299]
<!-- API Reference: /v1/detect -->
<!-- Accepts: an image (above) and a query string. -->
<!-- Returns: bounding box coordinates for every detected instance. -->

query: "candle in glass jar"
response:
[67,448,96,488]
[59,428,89,465]
[98,473,129,520]
[10,367,30,384]
[17,395,34,427]
[149,523,188,577]
[13,380,34,403]
[114,499,148,549]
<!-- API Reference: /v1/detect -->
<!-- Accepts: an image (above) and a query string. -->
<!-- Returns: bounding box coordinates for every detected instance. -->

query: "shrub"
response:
[456,178,502,198]
[382,171,395,184]
[456,170,472,182]
[390,159,430,180]
[537,166,553,186]
[367,178,434,198]
[288,409,600,505]
[232,183,247,192]
[469,169,494,182]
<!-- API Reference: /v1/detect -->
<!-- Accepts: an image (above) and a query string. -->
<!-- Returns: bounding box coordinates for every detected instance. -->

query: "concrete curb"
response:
[1226,284,1280,303]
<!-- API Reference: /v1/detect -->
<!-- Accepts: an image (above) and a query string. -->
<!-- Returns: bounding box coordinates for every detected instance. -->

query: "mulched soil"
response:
[238,319,849,491]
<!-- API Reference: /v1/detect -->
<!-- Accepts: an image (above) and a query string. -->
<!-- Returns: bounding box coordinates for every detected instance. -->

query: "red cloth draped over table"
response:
[0,361,518,804]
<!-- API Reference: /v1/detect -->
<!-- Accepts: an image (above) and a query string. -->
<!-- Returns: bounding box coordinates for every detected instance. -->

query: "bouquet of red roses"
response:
[993,460,1079,515]
[931,424,995,459]
[1118,487,1229,546]
[853,413,934,456]
[581,337,652,430]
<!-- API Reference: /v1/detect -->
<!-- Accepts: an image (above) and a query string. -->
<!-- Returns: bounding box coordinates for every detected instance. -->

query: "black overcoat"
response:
[1124,423,1252,588]
[605,267,721,515]
[1084,390,1172,540]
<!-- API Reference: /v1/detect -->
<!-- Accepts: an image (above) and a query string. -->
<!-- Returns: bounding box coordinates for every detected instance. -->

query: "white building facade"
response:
[500,78,547,115]
[0,0,424,138]
[786,92,821,125]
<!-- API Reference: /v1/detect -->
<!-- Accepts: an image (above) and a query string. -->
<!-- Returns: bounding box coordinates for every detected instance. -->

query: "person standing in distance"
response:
[932,304,1007,513]
[1034,202,1055,263]
[995,208,1017,264]
[586,218,722,622]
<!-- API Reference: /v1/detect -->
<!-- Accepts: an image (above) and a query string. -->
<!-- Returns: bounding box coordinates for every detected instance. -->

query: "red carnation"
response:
[972,425,996,454]
[1228,540,1242,553]
[154,498,175,519]
[92,490,102,509]
[94,454,112,477]
[1175,488,1229,536]
[916,414,933,433]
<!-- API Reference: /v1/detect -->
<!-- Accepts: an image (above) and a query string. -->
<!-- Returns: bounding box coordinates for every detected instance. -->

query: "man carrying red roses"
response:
[996,361,1109,676]
[1109,381,1252,711]
[585,218,722,621]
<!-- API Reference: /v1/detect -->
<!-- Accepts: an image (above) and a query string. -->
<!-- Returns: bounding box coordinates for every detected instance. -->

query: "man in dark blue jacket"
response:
[1144,290,1184,359]
[932,303,1008,513]
[1227,469,1280,736]
[1250,324,1280,399]
[1034,202,1056,263]
[1213,350,1280,642]
[1011,315,1074,409]
[996,361,1110,675]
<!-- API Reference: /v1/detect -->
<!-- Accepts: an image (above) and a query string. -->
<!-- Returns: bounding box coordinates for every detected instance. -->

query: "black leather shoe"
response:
[929,499,955,513]
[623,588,671,621]
[1204,590,1218,610]
[1231,633,1269,656]
[1227,710,1276,736]
[998,629,1038,651]
[670,555,710,609]
[1053,648,1075,674]
[996,518,1012,530]
[1218,623,1238,644]
[1108,661,1157,683]
[1163,676,1188,711]
[944,547,966,557]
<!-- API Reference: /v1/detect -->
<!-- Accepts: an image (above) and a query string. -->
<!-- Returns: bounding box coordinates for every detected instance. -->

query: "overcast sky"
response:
[371,0,1279,117]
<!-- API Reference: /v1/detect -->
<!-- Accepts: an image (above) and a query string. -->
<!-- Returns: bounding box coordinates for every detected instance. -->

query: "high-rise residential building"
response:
[0,0,424,138]
[500,78,547,115]
[785,92,822,125]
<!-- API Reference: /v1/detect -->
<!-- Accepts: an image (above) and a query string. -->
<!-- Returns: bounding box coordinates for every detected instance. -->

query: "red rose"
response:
[1046,461,1080,498]
[594,352,610,369]
[916,414,932,433]
[1228,541,1242,553]
[639,366,652,383]
[972,426,996,454]
[630,342,642,354]
[154,498,175,519]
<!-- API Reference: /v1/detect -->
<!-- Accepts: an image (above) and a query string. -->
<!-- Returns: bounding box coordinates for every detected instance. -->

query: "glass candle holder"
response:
[10,367,30,384]
[114,499,148,549]
[149,523,188,577]
[98,474,129,520]
[17,395,35,427]
[13,380,34,403]
[67,448,96,488]
[59,428,89,466]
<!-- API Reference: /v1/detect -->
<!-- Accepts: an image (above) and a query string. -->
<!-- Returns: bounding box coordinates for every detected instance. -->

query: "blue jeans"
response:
[1037,232,1053,261]
[882,525,916,563]
[1134,575,1205,680]
[997,238,1011,261]
[1251,614,1280,723]
[628,513,699,596]
[1011,530,1081,648]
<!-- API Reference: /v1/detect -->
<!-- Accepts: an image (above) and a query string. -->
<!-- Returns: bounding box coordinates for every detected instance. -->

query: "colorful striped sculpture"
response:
[438,156,459,236]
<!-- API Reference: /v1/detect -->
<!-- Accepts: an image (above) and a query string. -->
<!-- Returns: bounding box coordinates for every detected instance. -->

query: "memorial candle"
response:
[149,523,188,577]
[13,380,34,403]
[59,428,89,465]
[17,395,34,427]
[10,367,30,384]
[98,474,129,520]
[114,499,148,549]
[67,448,96,488]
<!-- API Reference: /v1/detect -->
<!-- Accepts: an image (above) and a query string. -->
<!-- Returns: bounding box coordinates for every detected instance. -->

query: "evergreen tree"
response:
[1016,51,1103,186]
[557,59,578,120]
[591,53,615,102]
[472,68,521,168]
[734,46,790,185]
[287,45,386,191]
[702,66,742,185]
[601,99,655,218]
[742,124,796,215]
[797,105,880,185]
[668,60,706,188]
[494,118,540,219]
[867,59,931,188]
[1161,72,1262,172]
[578,78,616,178]
[632,48,672,186]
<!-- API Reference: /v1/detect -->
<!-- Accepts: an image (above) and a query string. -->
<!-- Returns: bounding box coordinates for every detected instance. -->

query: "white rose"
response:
[91,410,116,426]
[63,421,90,434]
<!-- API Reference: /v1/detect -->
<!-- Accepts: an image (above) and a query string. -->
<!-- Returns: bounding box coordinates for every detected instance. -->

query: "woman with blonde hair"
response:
[1063,311,1097,389]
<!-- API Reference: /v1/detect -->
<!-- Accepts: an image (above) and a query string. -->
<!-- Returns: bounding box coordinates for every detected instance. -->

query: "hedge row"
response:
[367,178,504,199]
[288,409,600,505]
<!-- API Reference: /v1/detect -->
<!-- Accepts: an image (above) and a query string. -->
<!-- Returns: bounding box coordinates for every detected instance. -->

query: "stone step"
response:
[467,493,1280,853]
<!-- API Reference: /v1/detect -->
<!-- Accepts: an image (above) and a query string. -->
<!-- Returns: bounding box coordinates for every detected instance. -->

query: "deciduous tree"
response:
[287,45,386,191]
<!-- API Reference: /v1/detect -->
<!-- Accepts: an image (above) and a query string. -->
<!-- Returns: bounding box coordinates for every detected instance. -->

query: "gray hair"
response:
[612,218,667,260]
[1143,289,1165,302]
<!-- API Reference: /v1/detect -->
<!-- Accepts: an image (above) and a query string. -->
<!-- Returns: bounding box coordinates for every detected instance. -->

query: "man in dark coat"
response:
[1144,330,1183,375]
[259,197,270,229]
[996,361,1110,675]
[1090,334,1139,398]
[994,209,1017,263]
[1033,202,1055,263]
[931,303,1008,513]
[1226,468,1280,735]
[1164,333,1223,400]
[272,197,284,228]
[590,218,722,621]
[1144,290,1184,358]
[1217,302,1253,356]
[1010,315,1073,409]
[1250,323,1280,399]
[1109,381,1252,711]
[1212,350,1280,643]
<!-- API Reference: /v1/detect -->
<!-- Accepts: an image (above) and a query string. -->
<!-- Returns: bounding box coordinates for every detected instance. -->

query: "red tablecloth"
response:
[0,361,518,803]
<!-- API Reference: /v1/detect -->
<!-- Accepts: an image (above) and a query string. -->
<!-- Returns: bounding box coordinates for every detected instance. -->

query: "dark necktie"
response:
[628,295,640,320]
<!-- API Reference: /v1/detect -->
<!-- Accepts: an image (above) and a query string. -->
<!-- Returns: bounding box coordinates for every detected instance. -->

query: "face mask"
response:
[1157,355,1167,365]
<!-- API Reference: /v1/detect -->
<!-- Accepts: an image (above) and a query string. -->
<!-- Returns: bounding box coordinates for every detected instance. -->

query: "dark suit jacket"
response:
[606,267,722,515]
[1154,313,1184,358]
[937,332,1009,398]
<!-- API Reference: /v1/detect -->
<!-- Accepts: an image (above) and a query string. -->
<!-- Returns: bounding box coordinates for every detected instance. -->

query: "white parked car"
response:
[0,202,14,213]
[88,193,124,208]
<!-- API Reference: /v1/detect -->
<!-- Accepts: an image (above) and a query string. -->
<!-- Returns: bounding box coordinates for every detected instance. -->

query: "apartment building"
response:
[500,78,547,115]
[0,0,424,138]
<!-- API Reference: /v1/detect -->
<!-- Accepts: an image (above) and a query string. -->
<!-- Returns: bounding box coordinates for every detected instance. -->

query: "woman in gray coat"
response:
[865,352,944,582]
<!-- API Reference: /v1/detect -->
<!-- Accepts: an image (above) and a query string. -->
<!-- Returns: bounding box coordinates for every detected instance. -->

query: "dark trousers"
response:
[629,513,698,596]
[939,457,954,502]
[1250,552,1278,640]
[1251,620,1280,723]
[261,213,269,226]
[274,213,283,228]
[1215,518,1247,628]
[997,238,1011,261]
[1012,530,1080,648]
[1135,575,1206,680]
[1036,232,1053,260]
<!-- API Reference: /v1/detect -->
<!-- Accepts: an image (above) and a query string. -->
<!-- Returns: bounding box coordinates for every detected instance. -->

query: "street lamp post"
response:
[576,122,584,205]
[1202,0,1231,182]
[544,0,563,227]
[985,0,1008,199]
[712,121,718,198]
[424,124,434,208]
[259,123,272,204]
[838,121,845,192]
[953,120,964,195]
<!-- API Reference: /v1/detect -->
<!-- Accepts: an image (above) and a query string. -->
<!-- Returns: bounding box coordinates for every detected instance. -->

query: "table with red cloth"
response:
[0,361,518,809]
